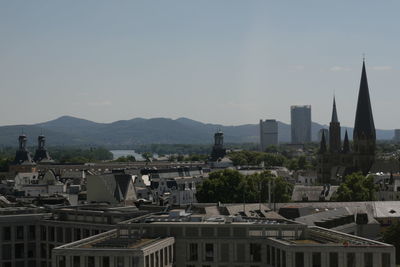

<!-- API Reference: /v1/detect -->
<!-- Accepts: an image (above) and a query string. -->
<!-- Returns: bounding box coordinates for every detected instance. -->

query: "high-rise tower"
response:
[290,105,311,144]
[353,60,376,174]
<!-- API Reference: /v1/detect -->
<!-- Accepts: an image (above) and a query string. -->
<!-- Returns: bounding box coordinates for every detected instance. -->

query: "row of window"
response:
[2,225,36,241]
[58,255,140,267]
[295,251,391,267]
[145,245,174,267]
[40,225,102,243]
[187,243,283,264]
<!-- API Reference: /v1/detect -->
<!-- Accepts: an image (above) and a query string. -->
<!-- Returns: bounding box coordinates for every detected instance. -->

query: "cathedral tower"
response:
[329,97,341,153]
[353,60,376,174]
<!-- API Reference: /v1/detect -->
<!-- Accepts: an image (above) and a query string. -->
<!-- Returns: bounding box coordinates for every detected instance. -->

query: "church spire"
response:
[331,96,339,123]
[353,60,376,140]
[319,130,327,153]
[342,130,350,153]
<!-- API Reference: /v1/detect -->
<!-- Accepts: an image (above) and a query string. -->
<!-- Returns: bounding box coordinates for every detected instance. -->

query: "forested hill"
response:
[0,116,394,147]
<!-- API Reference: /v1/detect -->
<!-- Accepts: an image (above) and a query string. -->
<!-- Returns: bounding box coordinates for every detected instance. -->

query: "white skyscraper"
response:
[291,105,311,144]
[259,119,278,151]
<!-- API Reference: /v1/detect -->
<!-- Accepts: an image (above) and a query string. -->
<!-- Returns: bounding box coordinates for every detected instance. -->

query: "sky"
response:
[0,1,399,129]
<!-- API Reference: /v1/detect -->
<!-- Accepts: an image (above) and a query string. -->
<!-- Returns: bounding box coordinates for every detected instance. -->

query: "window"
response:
[74,229,81,241]
[48,244,54,259]
[189,243,198,261]
[347,253,355,267]
[16,226,24,240]
[277,249,281,267]
[40,226,47,241]
[116,256,124,267]
[132,257,140,267]
[49,227,55,242]
[169,245,173,263]
[58,256,66,267]
[29,225,36,240]
[28,243,36,258]
[312,252,321,267]
[236,243,245,262]
[266,245,271,264]
[220,243,229,262]
[205,243,214,262]
[160,248,164,265]
[65,228,72,243]
[40,243,47,258]
[83,229,90,238]
[382,253,391,267]
[3,226,11,241]
[15,243,25,258]
[272,247,276,266]
[329,252,338,267]
[295,252,304,267]
[250,243,261,262]
[87,256,95,267]
[282,251,286,267]
[56,227,63,243]
[102,257,110,267]
[155,252,159,267]
[73,256,80,267]
[164,247,168,265]
[2,244,12,260]
[364,253,373,267]
[145,255,149,267]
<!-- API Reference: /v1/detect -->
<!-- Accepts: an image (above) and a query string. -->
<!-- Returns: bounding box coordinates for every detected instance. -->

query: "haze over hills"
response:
[0,116,394,147]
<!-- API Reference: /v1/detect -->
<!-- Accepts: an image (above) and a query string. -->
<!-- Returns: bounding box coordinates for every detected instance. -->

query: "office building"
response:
[393,129,400,142]
[291,105,311,144]
[53,210,395,267]
[260,119,278,151]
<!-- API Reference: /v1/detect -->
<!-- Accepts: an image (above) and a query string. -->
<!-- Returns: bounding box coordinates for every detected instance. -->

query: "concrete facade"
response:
[291,105,312,144]
[260,119,278,151]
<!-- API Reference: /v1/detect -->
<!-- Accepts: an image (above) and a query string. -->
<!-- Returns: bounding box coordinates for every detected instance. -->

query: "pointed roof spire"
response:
[343,130,350,153]
[319,130,327,153]
[353,60,376,140]
[331,96,339,123]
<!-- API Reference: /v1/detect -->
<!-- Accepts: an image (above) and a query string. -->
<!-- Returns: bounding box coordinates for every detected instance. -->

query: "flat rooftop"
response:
[275,227,392,247]
[81,237,156,249]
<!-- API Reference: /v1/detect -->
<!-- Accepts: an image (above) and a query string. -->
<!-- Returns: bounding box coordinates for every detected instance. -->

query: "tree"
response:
[297,156,307,169]
[141,152,153,162]
[113,155,136,162]
[196,169,244,203]
[196,170,293,204]
[334,172,377,201]
[0,157,11,172]
[382,222,400,264]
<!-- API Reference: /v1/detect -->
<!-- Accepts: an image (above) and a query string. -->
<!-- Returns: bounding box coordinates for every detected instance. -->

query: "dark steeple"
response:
[13,135,35,165]
[331,96,339,123]
[342,130,350,153]
[319,130,327,153]
[353,59,376,175]
[353,60,376,140]
[34,135,53,163]
[329,96,341,153]
[210,130,226,161]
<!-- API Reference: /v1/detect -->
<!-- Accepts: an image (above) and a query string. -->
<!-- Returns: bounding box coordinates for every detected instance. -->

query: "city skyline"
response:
[1,1,400,129]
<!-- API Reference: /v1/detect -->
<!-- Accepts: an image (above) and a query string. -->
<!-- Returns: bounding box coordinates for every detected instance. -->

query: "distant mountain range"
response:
[0,116,395,147]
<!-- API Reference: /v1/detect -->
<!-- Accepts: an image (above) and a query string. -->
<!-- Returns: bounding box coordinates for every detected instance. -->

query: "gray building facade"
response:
[260,119,278,151]
[291,105,312,144]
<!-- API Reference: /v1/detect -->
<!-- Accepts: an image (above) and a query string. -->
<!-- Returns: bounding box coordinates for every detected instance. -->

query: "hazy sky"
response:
[0,1,399,129]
